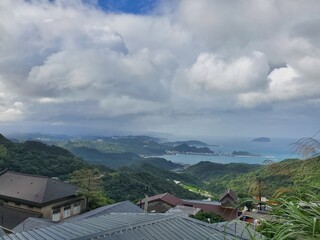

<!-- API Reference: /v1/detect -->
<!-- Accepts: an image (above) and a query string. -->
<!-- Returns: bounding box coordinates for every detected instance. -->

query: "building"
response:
[12,200,143,233]
[0,170,86,230]
[0,213,264,240]
[138,192,183,213]
[138,189,239,220]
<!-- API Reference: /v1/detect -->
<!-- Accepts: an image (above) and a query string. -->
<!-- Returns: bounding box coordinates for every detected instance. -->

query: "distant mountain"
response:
[170,143,214,154]
[252,137,271,142]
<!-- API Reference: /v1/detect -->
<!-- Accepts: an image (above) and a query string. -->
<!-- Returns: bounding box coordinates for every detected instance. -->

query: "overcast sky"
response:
[0,0,320,138]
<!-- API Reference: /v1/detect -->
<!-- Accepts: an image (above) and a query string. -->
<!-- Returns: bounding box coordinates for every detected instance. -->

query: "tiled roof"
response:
[0,213,263,240]
[0,171,77,205]
[219,189,238,202]
[140,192,183,206]
[0,206,41,230]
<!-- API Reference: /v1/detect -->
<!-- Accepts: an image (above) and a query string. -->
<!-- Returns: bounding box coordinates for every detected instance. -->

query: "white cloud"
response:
[0,0,320,136]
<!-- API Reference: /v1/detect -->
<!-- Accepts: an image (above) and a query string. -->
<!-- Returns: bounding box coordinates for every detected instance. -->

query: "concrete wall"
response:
[0,196,86,221]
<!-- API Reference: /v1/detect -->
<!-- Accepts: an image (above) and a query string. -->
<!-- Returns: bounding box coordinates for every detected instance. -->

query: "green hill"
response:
[0,133,202,203]
[104,168,202,202]
[186,161,261,180]
[0,135,87,179]
[204,157,320,197]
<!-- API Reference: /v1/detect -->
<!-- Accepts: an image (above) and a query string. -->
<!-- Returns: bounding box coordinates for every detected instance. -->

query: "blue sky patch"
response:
[97,0,159,14]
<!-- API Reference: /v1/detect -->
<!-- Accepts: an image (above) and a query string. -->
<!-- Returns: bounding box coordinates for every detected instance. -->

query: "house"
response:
[138,189,239,220]
[0,170,86,230]
[138,192,182,212]
[0,213,264,240]
[12,200,143,233]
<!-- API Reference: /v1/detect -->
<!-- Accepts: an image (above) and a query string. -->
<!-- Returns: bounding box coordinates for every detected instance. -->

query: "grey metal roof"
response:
[12,217,56,233]
[0,213,262,240]
[0,171,77,205]
[183,199,221,206]
[12,201,143,233]
[65,201,144,222]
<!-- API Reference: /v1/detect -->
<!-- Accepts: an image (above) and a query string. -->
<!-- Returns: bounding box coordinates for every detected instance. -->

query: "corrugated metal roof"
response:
[65,201,144,222]
[0,213,263,240]
[13,201,143,233]
[0,171,77,205]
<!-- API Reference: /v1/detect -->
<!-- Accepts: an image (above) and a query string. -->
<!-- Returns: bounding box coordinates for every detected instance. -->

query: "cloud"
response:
[0,0,320,137]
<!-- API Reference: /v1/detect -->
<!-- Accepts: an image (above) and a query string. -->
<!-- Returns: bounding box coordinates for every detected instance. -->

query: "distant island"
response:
[231,151,260,157]
[164,140,211,147]
[252,137,271,142]
[167,143,214,155]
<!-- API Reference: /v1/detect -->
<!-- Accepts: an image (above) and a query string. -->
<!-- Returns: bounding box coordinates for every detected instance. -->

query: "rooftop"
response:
[219,189,238,202]
[139,192,182,206]
[12,201,144,232]
[0,213,263,240]
[0,170,77,205]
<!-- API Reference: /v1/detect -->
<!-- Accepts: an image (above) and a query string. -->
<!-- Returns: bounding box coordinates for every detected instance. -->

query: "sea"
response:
[161,137,300,165]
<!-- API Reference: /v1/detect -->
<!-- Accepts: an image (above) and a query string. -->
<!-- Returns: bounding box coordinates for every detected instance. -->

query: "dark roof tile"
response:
[0,171,77,205]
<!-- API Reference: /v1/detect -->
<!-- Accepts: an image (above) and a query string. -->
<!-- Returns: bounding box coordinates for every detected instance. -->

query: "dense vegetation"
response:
[259,193,320,239]
[0,134,202,204]
[0,134,87,179]
[104,168,202,202]
[205,157,320,198]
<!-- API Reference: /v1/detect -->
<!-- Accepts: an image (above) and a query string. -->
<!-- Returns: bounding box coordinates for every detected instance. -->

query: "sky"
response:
[0,0,320,139]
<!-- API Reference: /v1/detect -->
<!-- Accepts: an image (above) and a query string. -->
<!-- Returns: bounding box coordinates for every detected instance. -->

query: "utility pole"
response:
[258,178,262,211]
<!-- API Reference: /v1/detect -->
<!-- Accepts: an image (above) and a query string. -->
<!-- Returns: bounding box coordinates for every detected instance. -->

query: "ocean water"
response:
[162,137,300,165]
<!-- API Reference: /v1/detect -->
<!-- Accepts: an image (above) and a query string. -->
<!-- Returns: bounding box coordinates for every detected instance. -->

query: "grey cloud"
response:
[0,0,320,137]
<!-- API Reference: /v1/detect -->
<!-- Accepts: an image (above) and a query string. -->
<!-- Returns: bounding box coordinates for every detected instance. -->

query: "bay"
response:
[161,137,300,165]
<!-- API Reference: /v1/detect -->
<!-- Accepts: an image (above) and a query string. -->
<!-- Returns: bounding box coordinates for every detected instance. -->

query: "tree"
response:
[189,211,224,223]
[70,168,113,210]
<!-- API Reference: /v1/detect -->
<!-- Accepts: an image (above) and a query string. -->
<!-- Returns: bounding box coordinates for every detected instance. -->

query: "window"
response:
[52,209,60,221]
[63,205,71,218]
[73,202,81,215]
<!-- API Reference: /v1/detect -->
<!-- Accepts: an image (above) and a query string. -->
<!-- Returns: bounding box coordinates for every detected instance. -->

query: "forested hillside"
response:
[0,134,87,179]
[204,157,320,198]
[0,134,202,202]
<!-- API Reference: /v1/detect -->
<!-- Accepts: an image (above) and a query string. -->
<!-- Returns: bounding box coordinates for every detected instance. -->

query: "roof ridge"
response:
[5,170,50,179]
[39,177,50,203]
